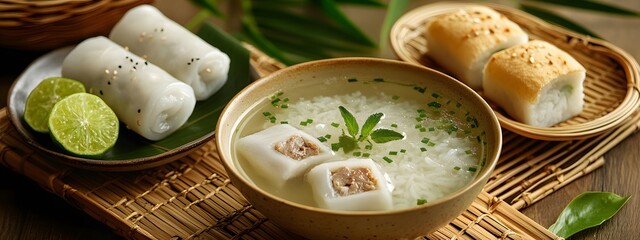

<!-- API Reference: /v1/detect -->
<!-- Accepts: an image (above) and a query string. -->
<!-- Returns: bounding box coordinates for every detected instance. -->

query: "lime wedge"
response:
[24,77,86,133]
[48,93,119,157]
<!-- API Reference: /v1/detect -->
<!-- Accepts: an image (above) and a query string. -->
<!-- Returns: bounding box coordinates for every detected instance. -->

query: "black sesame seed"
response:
[100,90,103,95]
[133,66,137,70]
[196,58,200,60]
[137,109,141,113]
[118,65,122,69]
[144,61,148,66]
[191,58,194,62]
[187,62,191,65]
[108,81,111,85]
[130,59,133,63]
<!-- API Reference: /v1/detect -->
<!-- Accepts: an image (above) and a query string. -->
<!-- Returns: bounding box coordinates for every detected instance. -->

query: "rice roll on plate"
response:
[236,124,335,187]
[425,5,528,89]
[62,36,196,141]
[110,4,230,100]
[483,40,586,127]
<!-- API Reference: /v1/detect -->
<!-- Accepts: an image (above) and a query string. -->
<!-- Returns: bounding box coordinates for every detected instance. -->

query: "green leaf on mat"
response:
[338,135,359,153]
[549,192,630,238]
[519,3,601,38]
[528,0,640,16]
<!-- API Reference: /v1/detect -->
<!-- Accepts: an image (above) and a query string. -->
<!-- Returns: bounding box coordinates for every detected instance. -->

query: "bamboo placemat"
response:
[1,45,638,239]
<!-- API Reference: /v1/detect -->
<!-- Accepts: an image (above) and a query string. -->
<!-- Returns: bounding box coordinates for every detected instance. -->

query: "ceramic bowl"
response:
[216,57,502,239]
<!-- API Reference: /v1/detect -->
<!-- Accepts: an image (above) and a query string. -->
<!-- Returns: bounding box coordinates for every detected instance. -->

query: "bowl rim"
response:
[216,57,502,215]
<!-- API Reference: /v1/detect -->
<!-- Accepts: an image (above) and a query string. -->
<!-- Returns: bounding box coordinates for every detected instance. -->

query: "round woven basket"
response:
[0,0,153,51]
[390,2,640,141]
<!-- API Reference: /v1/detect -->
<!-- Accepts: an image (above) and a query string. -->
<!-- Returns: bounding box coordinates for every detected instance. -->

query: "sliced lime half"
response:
[24,77,86,133]
[48,93,119,157]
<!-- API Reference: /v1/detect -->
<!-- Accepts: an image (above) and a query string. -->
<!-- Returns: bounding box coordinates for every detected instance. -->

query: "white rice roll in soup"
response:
[306,158,393,211]
[62,36,196,141]
[109,4,230,100]
[425,5,528,89]
[483,40,586,127]
[236,124,335,187]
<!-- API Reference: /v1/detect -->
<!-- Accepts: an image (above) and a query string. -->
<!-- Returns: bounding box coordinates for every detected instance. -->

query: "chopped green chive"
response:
[428,101,441,108]
[420,147,427,152]
[374,78,384,82]
[277,91,284,96]
[421,137,430,144]
[417,198,428,205]
[414,86,426,93]
[391,123,398,128]
[392,95,399,100]
[389,151,398,155]
[318,136,327,142]
[428,127,435,132]
[271,98,281,106]
[414,124,422,129]
[348,78,358,82]
[415,117,423,122]
[281,104,288,108]
[431,93,440,98]
[362,153,371,157]
[420,127,427,132]
[400,149,406,153]
[280,121,288,124]
[353,151,362,157]
[383,156,393,163]
[468,167,477,172]
[465,150,473,155]
[325,134,332,139]
[365,145,372,150]
[331,143,340,151]
[331,122,340,128]
[427,142,436,147]
[453,166,461,171]
[283,98,289,102]
[456,102,462,108]
[300,121,308,126]
[262,112,271,116]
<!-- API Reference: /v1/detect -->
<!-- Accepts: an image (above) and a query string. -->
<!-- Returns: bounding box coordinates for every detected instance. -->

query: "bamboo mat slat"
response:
[0,45,638,239]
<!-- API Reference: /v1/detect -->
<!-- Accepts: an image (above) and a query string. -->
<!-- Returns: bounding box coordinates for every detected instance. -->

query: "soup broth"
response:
[232,77,488,210]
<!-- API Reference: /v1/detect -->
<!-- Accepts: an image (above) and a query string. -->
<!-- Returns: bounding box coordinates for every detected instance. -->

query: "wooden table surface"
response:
[1,1,639,239]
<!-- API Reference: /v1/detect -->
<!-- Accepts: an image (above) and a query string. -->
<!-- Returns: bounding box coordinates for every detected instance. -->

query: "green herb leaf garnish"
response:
[338,135,359,153]
[358,112,383,141]
[339,106,359,138]
[417,198,427,205]
[370,129,404,143]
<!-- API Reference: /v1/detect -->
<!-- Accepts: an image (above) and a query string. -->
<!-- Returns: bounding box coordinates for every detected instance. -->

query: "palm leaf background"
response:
[188,0,639,65]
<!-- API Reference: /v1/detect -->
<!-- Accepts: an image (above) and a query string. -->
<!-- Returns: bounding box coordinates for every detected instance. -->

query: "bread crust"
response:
[483,40,586,103]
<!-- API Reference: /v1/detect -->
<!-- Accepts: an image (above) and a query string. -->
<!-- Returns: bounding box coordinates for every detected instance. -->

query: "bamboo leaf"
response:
[252,8,374,53]
[358,112,383,141]
[527,0,640,16]
[549,192,630,238]
[240,0,292,65]
[519,3,602,38]
[339,106,359,137]
[379,0,409,51]
[335,0,386,7]
[188,0,223,16]
[370,129,404,143]
[316,0,376,47]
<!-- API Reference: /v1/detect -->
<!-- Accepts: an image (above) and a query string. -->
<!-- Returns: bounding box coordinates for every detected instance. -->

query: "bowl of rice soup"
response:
[216,57,502,239]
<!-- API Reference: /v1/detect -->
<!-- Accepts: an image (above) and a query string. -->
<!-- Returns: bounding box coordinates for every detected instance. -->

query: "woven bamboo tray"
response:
[0,0,153,50]
[1,42,639,239]
[390,2,640,141]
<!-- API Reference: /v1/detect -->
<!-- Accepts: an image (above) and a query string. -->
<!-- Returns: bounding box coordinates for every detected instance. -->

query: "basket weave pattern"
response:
[0,0,153,50]
[390,3,640,141]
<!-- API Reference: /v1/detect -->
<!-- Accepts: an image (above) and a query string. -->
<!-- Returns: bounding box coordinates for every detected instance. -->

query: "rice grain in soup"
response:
[234,78,487,210]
